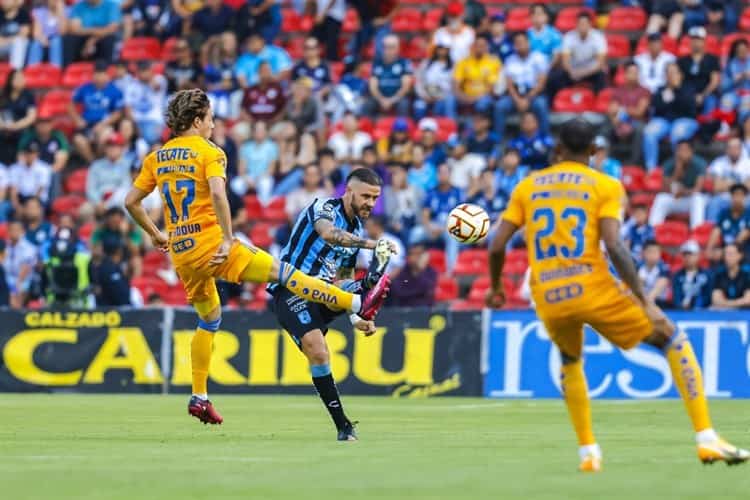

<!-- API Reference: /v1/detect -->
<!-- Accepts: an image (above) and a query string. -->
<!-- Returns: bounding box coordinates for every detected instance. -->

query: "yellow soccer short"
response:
[175,241,274,313]
[536,281,653,358]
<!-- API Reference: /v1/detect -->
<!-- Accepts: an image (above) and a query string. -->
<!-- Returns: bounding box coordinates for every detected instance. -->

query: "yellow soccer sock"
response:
[561,360,596,446]
[665,332,712,432]
[191,320,218,396]
[278,262,357,311]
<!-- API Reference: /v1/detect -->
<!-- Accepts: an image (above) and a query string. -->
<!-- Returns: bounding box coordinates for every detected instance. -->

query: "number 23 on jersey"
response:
[532,206,587,260]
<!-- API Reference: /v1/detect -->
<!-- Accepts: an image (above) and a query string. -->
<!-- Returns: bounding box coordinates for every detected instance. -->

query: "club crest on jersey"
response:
[297,310,312,324]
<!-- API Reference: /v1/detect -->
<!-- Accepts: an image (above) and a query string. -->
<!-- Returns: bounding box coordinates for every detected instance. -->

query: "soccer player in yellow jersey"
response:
[124,89,391,424]
[486,118,748,471]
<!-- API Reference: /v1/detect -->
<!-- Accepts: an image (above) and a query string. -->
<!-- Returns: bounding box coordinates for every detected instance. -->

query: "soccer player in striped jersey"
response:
[124,89,390,425]
[268,168,396,441]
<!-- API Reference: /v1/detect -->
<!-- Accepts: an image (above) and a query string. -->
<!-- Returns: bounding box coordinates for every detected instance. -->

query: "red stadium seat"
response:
[435,275,458,302]
[392,8,422,33]
[594,87,613,113]
[404,36,428,61]
[629,192,656,211]
[224,0,245,10]
[607,7,646,31]
[243,195,263,219]
[329,61,344,82]
[740,7,750,32]
[606,34,631,60]
[507,8,532,31]
[0,222,7,240]
[64,168,88,194]
[281,9,301,31]
[132,276,170,297]
[422,9,443,32]
[721,33,750,58]
[142,250,167,272]
[51,195,84,217]
[61,62,94,87]
[644,168,663,192]
[24,63,61,89]
[164,286,188,305]
[453,249,488,276]
[343,9,360,33]
[120,37,161,61]
[467,276,491,304]
[39,90,73,118]
[678,35,719,57]
[433,117,458,143]
[655,221,689,247]
[635,35,678,55]
[78,221,94,243]
[427,249,447,274]
[612,64,626,86]
[263,197,287,223]
[0,62,9,85]
[285,38,305,60]
[691,222,714,247]
[249,222,274,249]
[621,165,646,193]
[552,87,596,113]
[554,7,594,32]
[161,37,180,61]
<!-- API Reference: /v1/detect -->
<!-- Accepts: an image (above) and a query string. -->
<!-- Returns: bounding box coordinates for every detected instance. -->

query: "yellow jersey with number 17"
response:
[501,161,626,304]
[133,135,227,266]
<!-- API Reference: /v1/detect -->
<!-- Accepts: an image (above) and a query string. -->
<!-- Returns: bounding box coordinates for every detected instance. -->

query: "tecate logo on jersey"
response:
[483,311,750,399]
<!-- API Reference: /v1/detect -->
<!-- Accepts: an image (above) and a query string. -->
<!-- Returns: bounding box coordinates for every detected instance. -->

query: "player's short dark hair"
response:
[166,89,210,134]
[346,167,383,187]
[730,183,749,195]
[559,118,595,154]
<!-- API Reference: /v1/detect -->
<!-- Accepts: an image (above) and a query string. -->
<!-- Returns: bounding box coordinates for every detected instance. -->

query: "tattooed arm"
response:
[600,217,646,303]
[314,218,377,249]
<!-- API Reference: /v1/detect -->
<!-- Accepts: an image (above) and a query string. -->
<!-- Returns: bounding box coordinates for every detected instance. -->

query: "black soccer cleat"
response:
[337,420,358,441]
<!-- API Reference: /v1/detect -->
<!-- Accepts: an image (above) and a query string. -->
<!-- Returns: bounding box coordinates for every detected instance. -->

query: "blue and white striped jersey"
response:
[267,197,364,293]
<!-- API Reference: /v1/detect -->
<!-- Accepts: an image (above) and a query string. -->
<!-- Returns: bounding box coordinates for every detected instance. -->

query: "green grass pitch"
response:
[2,395,749,499]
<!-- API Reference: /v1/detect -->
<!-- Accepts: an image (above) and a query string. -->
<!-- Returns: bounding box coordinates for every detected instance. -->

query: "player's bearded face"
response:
[350,185,381,219]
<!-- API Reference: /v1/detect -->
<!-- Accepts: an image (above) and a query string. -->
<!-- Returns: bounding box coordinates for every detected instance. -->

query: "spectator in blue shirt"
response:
[466,113,499,159]
[707,183,750,254]
[411,163,462,272]
[622,203,655,262]
[234,32,293,88]
[508,111,553,171]
[487,13,513,62]
[637,240,671,308]
[495,31,550,141]
[590,135,622,180]
[364,34,413,117]
[191,0,233,40]
[407,144,437,194]
[495,147,528,195]
[719,38,750,129]
[417,118,447,168]
[291,37,332,99]
[469,168,508,222]
[63,0,121,66]
[69,60,124,163]
[527,4,562,67]
[672,240,713,310]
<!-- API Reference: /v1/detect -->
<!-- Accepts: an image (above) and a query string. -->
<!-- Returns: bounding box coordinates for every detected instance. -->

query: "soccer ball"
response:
[446,204,490,244]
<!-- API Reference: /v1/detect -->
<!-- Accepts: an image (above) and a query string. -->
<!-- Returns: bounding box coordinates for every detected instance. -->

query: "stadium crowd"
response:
[0,0,749,311]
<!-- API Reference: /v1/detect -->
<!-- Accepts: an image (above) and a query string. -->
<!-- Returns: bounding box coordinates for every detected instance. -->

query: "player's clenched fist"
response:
[151,231,169,252]
[485,288,506,309]
[354,319,377,336]
[210,239,233,265]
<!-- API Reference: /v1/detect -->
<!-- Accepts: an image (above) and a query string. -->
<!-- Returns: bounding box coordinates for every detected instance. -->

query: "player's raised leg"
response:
[640,305,749,466]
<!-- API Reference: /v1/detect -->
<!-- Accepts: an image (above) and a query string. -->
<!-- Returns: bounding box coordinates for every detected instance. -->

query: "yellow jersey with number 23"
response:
[501,161,626,307]
[133,135,227,266]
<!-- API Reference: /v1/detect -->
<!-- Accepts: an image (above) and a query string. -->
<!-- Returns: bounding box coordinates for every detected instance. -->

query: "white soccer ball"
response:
[446,204,490,244]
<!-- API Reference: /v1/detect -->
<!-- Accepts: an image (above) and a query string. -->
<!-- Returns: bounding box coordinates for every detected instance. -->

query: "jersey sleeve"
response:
[132,154,157,193]
[204,142,228,180]
[501,181,526,227]
[599,179,626,222]
[312,199,337,223]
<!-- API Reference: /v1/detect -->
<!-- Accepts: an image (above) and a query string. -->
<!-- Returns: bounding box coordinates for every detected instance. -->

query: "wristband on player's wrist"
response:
[349,313,363,325]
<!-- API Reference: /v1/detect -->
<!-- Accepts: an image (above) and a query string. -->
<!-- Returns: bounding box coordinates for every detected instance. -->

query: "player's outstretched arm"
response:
[486,219,519,309]
[600,217,646,303]
[125,187,168,251]
[314,218,377,249]
[207,176,234,264]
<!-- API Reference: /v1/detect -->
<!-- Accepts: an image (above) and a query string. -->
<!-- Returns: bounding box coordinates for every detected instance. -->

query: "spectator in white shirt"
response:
[8,143,51,209]
[706,137,750,221]
[494,31,550,141]
[4,220,37,308]
[285,164,331,220]
[549,12,607,96]
[635,32,676,94]
[86,133,131,213]
[328,112,372,165]
[446,137,485,195]
[123,60,167,145]
[433,2,475,64]
[414,43,456,119]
